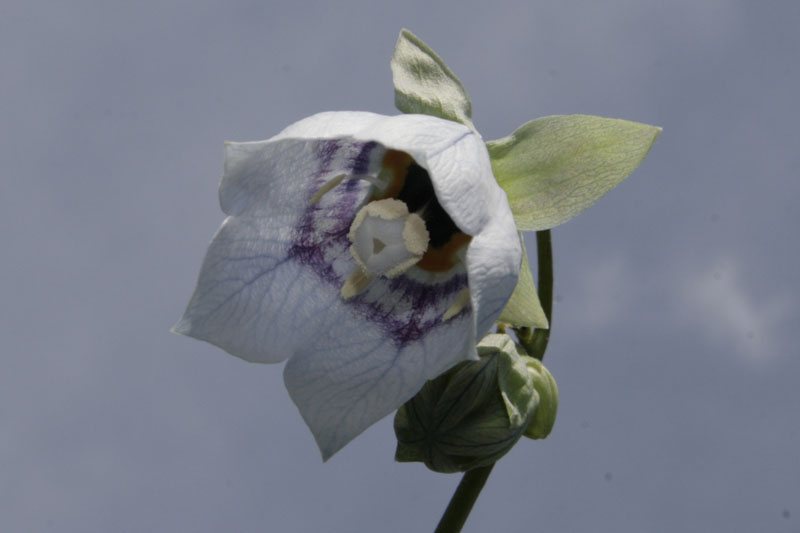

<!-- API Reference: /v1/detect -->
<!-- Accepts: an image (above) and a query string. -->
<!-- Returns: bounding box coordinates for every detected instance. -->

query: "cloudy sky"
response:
[2,0,798,531]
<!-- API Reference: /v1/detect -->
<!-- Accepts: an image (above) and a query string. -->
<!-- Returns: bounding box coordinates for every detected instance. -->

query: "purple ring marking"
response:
[287,140,469,347]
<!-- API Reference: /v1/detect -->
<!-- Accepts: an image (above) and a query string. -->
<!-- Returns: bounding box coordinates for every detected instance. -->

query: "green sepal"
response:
[498,232,549,329]
[390,29,475,130]
[522,357,558,440]
[490,335,540,427]
[487,115,661,230]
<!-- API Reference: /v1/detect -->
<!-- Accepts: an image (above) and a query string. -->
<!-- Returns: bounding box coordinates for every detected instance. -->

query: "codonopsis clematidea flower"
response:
[173,111,521,459]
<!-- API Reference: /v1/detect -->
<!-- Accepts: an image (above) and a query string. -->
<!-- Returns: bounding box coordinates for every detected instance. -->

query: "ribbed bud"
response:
[394,334,539,473]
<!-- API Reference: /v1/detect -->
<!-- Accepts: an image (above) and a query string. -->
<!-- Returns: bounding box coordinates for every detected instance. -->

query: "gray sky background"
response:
[2,1,799,531]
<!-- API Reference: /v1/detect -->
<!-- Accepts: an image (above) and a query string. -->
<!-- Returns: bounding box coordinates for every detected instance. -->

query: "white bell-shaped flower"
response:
[173,112,521,459]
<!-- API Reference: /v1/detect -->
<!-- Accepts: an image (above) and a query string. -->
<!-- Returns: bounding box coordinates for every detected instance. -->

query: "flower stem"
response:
[434,230,554,533]
[515,229,553,360]
[529,229,553,361]
[433,464,494,533]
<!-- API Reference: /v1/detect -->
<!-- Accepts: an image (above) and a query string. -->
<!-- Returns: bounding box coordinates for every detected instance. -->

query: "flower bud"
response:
[522,357,558,440]
[394,334,539,473]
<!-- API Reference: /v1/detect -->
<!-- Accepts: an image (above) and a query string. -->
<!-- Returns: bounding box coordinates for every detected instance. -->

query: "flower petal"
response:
[498,232,549,328]
[172,215,336,363]
[350,113,491,235]
[173,138,384,362]
[219,113,385,218]
[464,187,521,336]
[284,302,476,460]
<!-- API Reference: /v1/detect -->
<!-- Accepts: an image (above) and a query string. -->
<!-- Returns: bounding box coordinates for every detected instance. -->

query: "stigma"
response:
[341,198,429,299]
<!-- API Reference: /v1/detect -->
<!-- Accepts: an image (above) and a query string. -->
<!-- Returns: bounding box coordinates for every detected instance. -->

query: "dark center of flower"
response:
[374,150,471,271]
[397,163,462,248]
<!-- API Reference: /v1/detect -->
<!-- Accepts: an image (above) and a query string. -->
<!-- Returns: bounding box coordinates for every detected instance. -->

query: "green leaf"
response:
[487,115,661,230]
[498,233,549,328]
[390,29,475,129]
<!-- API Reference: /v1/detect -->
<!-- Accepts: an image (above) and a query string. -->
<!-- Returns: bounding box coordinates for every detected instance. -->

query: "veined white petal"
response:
[172,214,342,363]
[284,298,475,460]
[464,187,522,336]
[246,112,496,236]
[350,113,492,236]
[177,135,383,361]
[220,137,383,218]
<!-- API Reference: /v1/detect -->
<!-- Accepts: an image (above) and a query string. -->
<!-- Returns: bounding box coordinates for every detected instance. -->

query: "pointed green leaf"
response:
[390,29,475,129]
[487,115,661,230]
[498,233,549,329]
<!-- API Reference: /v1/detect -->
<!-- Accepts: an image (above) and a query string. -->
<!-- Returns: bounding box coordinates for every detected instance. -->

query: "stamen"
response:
[442,288,471,321]
[310,174,346,204]
[311,172,392,205]
[341,268,375,300]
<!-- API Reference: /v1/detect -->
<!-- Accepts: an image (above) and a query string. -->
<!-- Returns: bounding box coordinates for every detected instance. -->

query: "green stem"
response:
[433,464,494,533]
[516,229,553,360]
[434,230,554,533]
[529,229,553,361]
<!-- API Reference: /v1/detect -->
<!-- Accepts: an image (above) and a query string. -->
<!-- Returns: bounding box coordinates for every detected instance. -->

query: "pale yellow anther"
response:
[402,213,429,257]
[442,288,471,321]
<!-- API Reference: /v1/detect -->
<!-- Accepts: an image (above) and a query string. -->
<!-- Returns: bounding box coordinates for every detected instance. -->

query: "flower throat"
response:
[374,150,471,272]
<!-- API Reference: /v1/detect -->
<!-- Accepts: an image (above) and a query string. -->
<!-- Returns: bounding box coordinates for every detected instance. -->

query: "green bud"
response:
[394,334,539,473]
[522,357,559,439]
